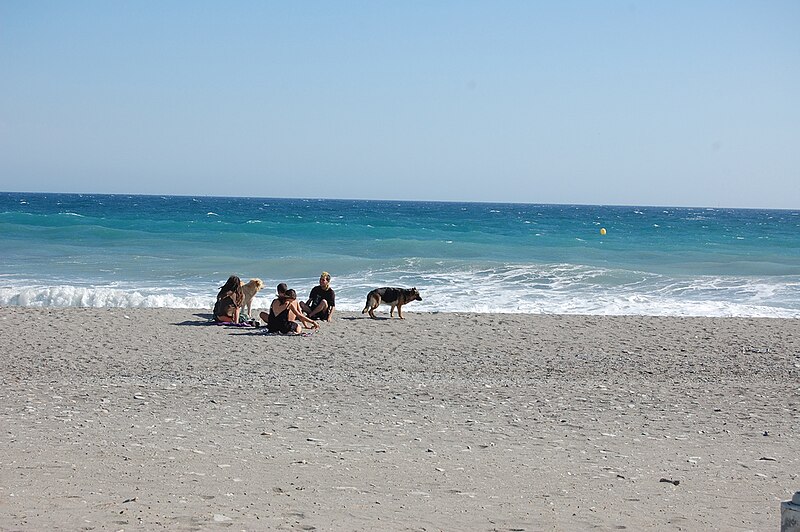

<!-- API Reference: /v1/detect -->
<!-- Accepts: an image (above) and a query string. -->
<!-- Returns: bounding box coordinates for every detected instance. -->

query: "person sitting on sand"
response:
[260,288,319,334]
[276,282,316,325]
[300,271,335,321]
[214,275,244,323]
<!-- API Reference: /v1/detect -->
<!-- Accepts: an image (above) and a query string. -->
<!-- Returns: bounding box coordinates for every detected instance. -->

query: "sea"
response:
[1,192,798,317]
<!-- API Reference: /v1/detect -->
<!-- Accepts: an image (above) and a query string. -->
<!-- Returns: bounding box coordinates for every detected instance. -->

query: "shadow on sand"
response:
[174,312,215,327]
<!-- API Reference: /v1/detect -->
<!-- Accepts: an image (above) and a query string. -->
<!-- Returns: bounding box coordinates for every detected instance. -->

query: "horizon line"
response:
[1,189,797,213]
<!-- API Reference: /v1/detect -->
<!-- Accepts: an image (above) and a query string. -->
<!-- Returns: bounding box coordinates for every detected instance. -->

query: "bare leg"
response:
[289,307,319,330]
[308,300,329,318]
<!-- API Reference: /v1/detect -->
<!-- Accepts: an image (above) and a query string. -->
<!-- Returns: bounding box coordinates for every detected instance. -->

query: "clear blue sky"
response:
[1,1,798,208]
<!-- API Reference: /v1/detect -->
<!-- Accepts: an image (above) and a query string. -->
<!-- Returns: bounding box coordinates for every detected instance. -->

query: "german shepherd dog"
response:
[362,287,422,319]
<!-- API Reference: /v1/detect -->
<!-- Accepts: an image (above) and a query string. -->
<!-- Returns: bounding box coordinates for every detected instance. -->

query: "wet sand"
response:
[1,307,798,530]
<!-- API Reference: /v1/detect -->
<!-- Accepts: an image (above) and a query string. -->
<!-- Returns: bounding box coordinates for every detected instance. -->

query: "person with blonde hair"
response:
[301,271,335,321]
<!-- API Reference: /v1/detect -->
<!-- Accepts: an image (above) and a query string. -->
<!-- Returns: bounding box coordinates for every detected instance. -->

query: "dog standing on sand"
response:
[241,278,264,317]
[362,287,422,319]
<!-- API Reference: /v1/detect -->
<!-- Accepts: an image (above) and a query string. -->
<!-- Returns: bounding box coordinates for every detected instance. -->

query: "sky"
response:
[0,1,798,208]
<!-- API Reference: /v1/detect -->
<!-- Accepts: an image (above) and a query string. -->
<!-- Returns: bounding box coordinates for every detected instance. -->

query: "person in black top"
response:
[260,288,318,334]
[301,271,335,321]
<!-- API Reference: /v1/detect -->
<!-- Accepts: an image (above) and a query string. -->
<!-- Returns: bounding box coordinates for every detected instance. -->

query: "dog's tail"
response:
[363,293,377,313]
[361,298,372,314]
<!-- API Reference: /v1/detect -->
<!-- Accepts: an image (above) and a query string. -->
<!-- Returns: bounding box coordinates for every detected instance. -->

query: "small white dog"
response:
[241,278,264,317]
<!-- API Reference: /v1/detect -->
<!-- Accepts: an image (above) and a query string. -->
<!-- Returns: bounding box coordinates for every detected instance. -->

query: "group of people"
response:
[213,271,335,335]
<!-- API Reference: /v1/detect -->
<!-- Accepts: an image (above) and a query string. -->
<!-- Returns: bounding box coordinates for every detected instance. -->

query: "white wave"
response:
[333,291,798,318]
[0,285,214,309]
[2,265,799,318]
[325,265,800,318]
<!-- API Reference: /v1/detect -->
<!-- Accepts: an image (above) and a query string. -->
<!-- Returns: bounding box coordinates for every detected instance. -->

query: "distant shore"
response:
[1,307,798,530]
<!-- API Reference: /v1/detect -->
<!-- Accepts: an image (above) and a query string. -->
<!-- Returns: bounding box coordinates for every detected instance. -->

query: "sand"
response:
[1,307,798,531]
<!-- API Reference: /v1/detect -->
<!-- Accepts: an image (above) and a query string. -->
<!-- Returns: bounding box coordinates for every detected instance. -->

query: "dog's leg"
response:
[399,304,405,319]
[367,296,380,319]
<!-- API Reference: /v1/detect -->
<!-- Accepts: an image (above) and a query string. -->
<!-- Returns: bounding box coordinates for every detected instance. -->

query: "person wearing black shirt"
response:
[301,271,335,321]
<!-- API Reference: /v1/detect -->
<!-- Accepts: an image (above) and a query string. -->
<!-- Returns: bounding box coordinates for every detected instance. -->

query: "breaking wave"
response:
[2,263,798,318]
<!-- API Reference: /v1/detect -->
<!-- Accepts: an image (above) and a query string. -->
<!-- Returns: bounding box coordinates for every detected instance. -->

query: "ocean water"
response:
[1,192,798,317]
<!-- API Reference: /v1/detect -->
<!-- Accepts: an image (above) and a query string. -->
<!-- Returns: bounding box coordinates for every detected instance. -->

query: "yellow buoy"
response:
[600,227,607,235]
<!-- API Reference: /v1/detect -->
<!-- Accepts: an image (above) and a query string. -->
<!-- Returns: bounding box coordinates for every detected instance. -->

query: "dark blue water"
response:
[1,192,798,316]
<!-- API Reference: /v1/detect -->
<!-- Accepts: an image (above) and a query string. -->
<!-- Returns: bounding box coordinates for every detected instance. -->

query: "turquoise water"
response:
[1,192,798,316]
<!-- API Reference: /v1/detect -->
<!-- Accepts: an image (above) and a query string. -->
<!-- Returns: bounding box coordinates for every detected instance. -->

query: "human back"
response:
[214,275,244,323]
[261,287,318,334]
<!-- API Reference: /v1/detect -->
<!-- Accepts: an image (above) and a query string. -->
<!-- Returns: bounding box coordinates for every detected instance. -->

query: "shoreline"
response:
[1,307,798,530]
[2,301,800,319]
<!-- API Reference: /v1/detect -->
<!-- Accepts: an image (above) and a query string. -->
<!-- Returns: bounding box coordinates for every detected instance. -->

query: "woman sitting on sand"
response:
[214,275,244,323]
[260,288,319,334]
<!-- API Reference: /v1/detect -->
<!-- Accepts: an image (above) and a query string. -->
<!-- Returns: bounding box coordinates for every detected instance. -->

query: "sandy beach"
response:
[0,306,797,531]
